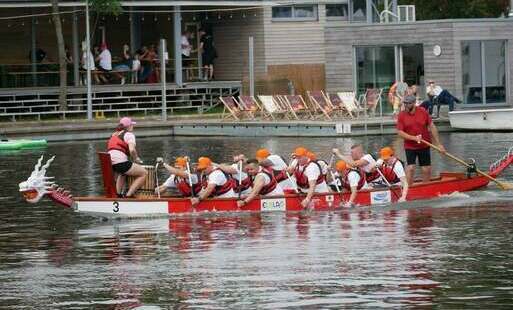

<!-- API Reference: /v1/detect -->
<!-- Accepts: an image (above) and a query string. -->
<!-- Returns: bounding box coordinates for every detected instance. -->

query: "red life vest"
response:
[258,167,279,195]
[234,176,253,193]
[366,170,381,183]
[107,130,129,155]
[380,158,404,184]
[272,169,287,183]
[339,168,366,191]
[174,175,202,197]
[294,161,326,189]
[201,168,236,197]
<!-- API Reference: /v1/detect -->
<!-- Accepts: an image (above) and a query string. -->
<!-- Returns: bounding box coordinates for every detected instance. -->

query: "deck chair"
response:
[257,95,289,120]
[219,96,246,120]
[238,95,262,118]
[326,93,354,119]
[360,88,383,116]
[307,90,335,120]
[280,95,314,120]
[338,91,364,118]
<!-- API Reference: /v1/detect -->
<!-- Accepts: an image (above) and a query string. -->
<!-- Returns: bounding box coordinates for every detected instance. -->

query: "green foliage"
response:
[398,0,510,20]
[88,0,122,15]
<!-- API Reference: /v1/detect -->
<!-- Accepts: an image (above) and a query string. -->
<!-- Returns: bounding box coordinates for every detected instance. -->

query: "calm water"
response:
[1,133,513,309]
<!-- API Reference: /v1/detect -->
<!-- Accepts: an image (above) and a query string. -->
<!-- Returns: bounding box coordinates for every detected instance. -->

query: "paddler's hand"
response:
[438,144,446,153]
[300,197,311,208]
[375,159,384,167]
[398,196,407,203]
[156,157,164,164]
[190,197,200,207]
[236,200,246,208]
[343,201,354,209]
[332,148,341,156]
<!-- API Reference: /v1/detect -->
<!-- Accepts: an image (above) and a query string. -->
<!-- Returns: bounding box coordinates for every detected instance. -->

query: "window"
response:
[351,0,367,22]
[356,46,395,92]
[272,4,318,21]
[326,3,349,20]
[461,40,507,104]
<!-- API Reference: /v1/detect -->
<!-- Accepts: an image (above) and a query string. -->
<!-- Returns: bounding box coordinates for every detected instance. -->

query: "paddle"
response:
[374,165,400,200]
[237,159,243,199]
[185,159,196,198]
[422,139,513,190]
[154,159,161,199]
[327,154,341,193]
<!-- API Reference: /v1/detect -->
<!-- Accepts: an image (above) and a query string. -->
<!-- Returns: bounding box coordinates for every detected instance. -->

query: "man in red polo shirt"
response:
[397,95,446,185]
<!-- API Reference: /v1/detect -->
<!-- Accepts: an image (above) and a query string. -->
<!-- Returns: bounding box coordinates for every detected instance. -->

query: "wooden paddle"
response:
[422,139,513,190]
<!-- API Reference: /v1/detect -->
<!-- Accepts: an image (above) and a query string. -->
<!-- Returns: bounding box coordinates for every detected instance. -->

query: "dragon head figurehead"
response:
[19,156,74,208]
[19,155,55,203]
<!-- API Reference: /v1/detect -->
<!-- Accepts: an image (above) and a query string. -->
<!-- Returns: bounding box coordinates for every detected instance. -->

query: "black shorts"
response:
[405,148,431,167]
[98,66,111,73]
[112,161,133,174]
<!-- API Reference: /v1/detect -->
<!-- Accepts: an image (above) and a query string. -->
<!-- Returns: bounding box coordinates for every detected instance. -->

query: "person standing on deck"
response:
[332,144,380,185]
[191,157,237,207]
[288,147,330,208]
[397,95,446,185]
[107,117,147,198]
[375,147,409,202]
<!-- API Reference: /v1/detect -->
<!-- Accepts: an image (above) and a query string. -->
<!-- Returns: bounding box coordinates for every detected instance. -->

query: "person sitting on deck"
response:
[333,144,380,185]
[156,157,201,197]
[107,117,147,198]
[255,148,295,191]
[217,154,252,196]
[375,147,408,202]
[236,159,284,208]
[190,157,237,206]
[334,160,368,208]
[288,147,330,208]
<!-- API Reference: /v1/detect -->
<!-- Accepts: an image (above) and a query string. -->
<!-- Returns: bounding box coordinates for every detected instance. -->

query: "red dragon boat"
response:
[19,148,513,218]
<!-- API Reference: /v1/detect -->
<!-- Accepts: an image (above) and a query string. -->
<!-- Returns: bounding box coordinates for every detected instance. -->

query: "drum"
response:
[127,165,156,197]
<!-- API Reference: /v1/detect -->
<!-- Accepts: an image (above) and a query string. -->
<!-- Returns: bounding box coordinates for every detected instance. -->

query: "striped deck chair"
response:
[257,95,288,120]
[280,95,313,120]
[360,88,383,116]
[238,95,262,118]
[219,96,244,120]
[326,93,354,119]
[307,90,335,120]
[338,92,364,118]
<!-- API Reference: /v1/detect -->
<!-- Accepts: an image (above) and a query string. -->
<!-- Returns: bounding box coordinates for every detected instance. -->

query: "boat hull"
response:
[73,173,490,218]
[449,108,513,131]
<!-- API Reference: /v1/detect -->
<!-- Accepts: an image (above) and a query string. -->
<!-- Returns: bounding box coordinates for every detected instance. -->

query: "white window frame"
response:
[326,2,349,21]
[271,4,318,22]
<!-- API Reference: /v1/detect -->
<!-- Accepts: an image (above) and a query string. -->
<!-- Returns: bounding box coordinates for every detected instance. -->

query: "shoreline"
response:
[0,114,454,142]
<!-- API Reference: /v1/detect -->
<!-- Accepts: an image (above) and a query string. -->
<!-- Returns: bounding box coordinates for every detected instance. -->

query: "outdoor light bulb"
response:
[167,16,171,21]
[142,17,145,21]
[243,13,246,18]
[230,14,233,18]
[205,14,208,20]
[21,22,25,26]
[218,14,221,19]
[154,16,157,21]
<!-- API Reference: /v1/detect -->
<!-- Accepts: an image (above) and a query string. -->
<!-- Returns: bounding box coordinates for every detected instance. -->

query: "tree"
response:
[398,0,510,20]
[51,0,121,112]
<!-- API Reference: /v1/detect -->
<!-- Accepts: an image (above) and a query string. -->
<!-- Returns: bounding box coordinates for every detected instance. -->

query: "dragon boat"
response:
[19,148,513,219]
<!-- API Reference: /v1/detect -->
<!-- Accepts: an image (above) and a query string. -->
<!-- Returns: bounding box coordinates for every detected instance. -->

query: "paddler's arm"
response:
[217,164,238,175]
[161,163,189,179]
[428,122,446,152]
[237,175,265,208]
[286,158,298,174]
[128,142,142,164]
[191,183,215,207]
[399,176,409,202]
[332,148,369,168]
[300,180,316,208]
[346,186,357,207]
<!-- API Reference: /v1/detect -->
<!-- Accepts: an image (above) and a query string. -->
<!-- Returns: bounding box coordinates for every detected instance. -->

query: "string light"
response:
[167,15,171,21]
[115,16,119,21]
[154,15,157,21]
[205,13,208,20]
[192,15,196,21]
[141,16,145,21]
[218,13,221,19]
[229,13,233,18]
[243,12,246,18]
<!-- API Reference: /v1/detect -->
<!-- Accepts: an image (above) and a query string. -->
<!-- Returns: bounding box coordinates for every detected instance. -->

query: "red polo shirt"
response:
[396,107,432,150]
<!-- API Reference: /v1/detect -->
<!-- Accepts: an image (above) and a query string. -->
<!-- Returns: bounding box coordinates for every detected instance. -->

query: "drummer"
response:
[191,157,237,206]
[156,157,201,197]
[236,159,284,208]
[107,117,147,198]
[332,144,381,185]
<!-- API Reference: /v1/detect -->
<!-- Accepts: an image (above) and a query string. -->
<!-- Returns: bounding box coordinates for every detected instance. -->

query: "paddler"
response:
[397,95,446,184]
[217,154,252,195]
[255,148,296,190]
[375,147,408,202]
[236,159,284,208]
[288,147,330,208]
[332,144,380,185]
[334,160,368,208]
[107,117,147,198]
[190,156,237,207]
[156,157,201,197]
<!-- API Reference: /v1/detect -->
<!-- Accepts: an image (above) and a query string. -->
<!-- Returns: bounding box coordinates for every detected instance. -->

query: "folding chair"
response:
[219,96,249,121]
[307,90,335,120]
[257,95,288,120]
[280,95,314,120]
[338,91,363,118]
[326,93,354,119]
[360,88,383,116]
[238,95,262,119]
